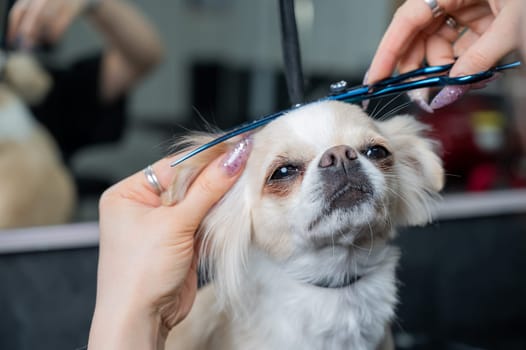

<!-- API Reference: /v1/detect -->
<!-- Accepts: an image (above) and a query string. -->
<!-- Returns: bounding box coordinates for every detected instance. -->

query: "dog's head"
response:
[166,101,443,305]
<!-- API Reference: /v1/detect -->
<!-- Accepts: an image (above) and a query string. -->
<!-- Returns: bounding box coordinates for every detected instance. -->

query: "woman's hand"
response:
[8,0,90,49]
[367,0,522,110]
[8,0,164,101]
[88,138,251,350]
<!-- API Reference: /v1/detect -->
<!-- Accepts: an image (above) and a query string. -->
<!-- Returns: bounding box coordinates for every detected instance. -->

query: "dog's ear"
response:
[164,134,252,311]
[377,115,444,226]
[199,178,252,312]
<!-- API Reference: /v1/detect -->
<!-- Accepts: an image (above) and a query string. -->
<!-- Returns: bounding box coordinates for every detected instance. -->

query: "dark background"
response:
[1,214,525,350]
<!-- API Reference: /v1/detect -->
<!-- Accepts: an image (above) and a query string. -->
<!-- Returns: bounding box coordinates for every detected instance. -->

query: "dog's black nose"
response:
[317,145,371,211]
[318,145,357,168]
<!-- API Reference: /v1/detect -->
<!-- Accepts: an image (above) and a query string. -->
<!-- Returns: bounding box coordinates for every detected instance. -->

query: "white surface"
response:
[0,222,99,254]
[432,189,526,221]
[0,189,525,254]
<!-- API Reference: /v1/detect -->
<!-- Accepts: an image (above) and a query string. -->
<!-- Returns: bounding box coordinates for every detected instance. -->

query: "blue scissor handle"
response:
[171,60,521,167]
[330,60,521,103]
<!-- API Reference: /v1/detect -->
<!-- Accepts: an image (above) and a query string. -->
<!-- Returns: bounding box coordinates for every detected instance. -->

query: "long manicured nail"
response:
[222,137,252,176]
[361,69,370,110]
[407,88,433,113]
[430,85,470,110]
[362,69,369,84]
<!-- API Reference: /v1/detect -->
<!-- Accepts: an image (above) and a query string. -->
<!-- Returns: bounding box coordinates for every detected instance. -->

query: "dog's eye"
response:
[364,145,390,159]
[269,165,300,181]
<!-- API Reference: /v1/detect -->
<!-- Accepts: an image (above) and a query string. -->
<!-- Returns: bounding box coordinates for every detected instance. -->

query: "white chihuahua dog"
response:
[165,100,444,350]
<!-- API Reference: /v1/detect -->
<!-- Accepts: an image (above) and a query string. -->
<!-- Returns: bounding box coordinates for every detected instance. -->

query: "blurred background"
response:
[0,0,525,349]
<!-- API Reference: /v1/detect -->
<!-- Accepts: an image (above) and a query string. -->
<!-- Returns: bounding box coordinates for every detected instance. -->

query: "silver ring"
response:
[424,0,444,18]
[144,165,164,195]
[445,16,458,30]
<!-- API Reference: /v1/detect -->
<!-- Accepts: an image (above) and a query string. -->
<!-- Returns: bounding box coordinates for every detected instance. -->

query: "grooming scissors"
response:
[171,60,521,167]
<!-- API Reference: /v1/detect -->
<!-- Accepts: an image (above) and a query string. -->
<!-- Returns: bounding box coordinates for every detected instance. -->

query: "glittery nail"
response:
[430,85,470,110]
[222,137,252,176]
[407,88,434,113]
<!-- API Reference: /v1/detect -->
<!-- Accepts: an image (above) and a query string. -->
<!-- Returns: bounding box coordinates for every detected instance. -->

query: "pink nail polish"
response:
[407,88,434,113]
[430,85,470,110]
[222,137,252,176]
[362,69,369,85]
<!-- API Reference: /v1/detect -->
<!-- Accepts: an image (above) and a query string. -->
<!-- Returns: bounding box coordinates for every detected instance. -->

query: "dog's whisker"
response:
[369,98,381,120]
[349,243,373,252]
[387,182,437,222]
[365,219,374,260]
[383,185,413,213]
[370,93,405,120]
[379,101,413,121]
[381,185,421,221]
[445,172,462,178]
[375,104,410,123]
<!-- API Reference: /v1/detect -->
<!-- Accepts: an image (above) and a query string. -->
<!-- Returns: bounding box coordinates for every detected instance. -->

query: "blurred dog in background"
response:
[0,52,75,228]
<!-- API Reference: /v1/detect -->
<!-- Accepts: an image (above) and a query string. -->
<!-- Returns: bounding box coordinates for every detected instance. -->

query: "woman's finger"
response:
[46,1,79,42]
[450,1,521,76]
[106,155,183,208]
[367,0,437,83]
[7,0,29,45]
[367,0,488,83]
[13,0,49,47]
[106,137,251,211]
[397,35,434,112]
[453,29,480,57]
[42,0,70,41]
[177,138,251,228]
[397,34,426,73]
[459,11,495,36]
[425,27,458,66]
[450,2,493,25]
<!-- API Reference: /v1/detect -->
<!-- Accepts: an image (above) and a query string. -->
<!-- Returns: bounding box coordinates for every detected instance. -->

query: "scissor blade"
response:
[170,110,287,167]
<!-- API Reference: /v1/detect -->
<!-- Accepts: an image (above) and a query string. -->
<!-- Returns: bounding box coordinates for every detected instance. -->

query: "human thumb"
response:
[175,138,252,228]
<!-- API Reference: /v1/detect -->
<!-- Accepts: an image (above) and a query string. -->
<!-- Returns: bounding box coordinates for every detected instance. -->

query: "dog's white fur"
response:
[0,52,75,228]
[165,101,444,350]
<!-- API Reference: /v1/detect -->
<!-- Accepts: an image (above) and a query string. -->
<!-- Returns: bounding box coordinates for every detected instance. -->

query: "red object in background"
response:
[422,96,499,174]
[416,94,513,192]
[466,163,498,192]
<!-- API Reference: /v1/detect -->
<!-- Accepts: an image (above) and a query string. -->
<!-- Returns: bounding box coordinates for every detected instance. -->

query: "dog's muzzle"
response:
[318,145,373,210]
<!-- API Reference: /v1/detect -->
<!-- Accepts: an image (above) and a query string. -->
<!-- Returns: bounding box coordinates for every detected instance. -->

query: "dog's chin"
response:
[303,196,384,248]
